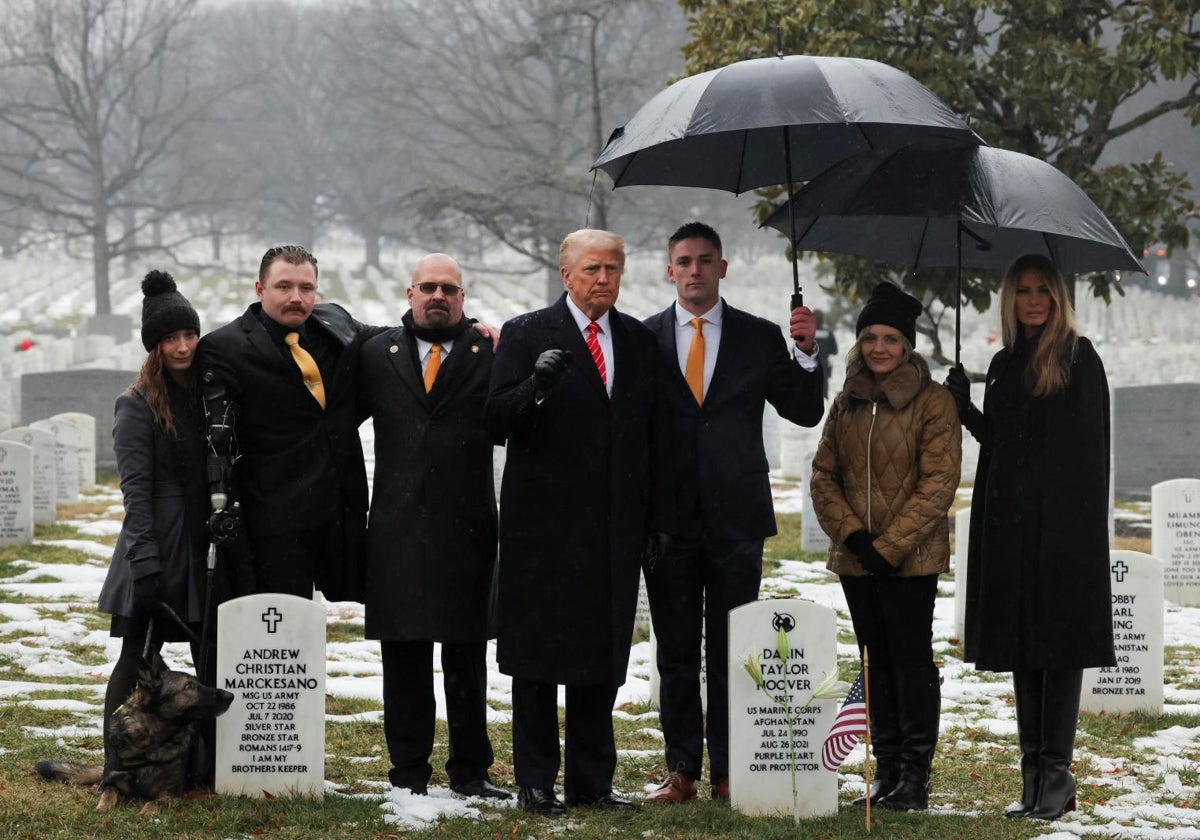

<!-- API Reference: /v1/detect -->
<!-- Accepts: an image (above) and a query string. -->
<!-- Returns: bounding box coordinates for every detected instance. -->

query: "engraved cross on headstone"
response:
[262,606,283,632]
[1111,559,1130,583]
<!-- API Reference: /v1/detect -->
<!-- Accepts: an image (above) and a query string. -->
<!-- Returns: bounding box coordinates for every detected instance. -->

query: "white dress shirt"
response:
[415,337,455,375]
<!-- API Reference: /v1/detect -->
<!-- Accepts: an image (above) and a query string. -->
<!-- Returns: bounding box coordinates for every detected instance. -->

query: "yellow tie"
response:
[685,317,707,406]
[424,343,443,393]
[284,332,326,409]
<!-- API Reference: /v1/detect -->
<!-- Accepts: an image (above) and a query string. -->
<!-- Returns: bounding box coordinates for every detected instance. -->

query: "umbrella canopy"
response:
[763,145,1144,275]
[762,145,1144,362]
[592,54,983,193]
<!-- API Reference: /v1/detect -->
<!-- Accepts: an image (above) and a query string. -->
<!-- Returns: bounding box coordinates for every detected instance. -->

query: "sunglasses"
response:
[414,282,463,296]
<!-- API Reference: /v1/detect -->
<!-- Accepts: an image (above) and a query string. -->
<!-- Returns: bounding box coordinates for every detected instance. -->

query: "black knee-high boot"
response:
[1006,669,1044,818]
[1028,669,1082,820]
[878,665,940,811]
[853,668,900,806]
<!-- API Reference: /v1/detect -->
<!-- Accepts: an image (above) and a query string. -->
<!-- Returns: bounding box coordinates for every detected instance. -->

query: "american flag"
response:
[821,671,867,771]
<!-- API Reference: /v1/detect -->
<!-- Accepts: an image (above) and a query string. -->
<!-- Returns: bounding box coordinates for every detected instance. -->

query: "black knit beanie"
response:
[140,270,201,350]
[855,281,921,346]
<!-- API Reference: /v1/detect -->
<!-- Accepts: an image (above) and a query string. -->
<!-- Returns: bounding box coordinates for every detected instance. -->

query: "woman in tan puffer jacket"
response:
[810,282,961,812]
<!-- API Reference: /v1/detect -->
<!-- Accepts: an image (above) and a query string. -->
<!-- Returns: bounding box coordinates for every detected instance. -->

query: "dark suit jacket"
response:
[195,303,383,596]
[645,300,824,541]
[486,294,656,685]
[359,323,497,643]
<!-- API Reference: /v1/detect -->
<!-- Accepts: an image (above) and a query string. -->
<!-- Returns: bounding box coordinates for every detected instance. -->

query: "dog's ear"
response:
[136,655,166,691]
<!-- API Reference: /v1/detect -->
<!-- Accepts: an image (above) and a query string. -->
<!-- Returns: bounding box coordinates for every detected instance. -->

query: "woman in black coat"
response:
[97,271,210,785]
[946,254,1115,821]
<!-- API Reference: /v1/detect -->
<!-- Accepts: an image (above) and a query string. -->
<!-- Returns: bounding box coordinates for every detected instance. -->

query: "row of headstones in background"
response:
[22,370,133,471]
[0,413,97,546]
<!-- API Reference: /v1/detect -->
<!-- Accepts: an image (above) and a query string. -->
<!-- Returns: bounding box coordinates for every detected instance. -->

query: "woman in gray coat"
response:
[97,271,209,785]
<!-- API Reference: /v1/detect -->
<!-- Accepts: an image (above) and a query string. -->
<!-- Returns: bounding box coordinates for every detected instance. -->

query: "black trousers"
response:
[644,536,763,784]
[381,639,494,790]
[839,574,938,668]
[511,677,618,796]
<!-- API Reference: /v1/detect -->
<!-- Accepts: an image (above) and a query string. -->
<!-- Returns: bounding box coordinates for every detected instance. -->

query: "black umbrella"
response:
[591,53,983,304]
[762,145,1145,361]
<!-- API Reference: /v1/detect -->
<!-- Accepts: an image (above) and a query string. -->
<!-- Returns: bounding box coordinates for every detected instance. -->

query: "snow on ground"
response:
[3,481,1199,834]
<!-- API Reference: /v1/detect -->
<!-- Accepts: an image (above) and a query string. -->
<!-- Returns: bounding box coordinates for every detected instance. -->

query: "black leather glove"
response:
[132,572,160,616]
[944,364,972,420]
[844,529,877,558]
[644,532,670,573]
[858,546,898,576]
[533,349,571,394]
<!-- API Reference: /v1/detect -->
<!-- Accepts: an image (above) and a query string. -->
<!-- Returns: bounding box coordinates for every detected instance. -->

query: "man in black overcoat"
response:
[195,245,383,601]
[642,222,825,803]
[358,253,509,800]
[486,229,657,816]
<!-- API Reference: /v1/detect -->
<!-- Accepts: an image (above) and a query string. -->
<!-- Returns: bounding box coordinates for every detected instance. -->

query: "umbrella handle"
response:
[791,292,803,310]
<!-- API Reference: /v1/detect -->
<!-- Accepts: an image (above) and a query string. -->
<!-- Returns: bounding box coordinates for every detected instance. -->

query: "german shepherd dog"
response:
[35,657,234,813]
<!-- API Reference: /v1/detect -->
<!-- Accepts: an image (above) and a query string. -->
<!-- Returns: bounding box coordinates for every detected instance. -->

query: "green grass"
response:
[0,481,1194,838]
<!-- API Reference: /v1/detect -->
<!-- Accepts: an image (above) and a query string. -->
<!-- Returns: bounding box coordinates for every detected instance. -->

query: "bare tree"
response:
[341,0,686,300]
[0,0,223,315]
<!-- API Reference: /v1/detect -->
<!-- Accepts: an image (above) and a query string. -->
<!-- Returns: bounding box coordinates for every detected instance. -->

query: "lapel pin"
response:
[471,345,479,354]
[389,345,399,353]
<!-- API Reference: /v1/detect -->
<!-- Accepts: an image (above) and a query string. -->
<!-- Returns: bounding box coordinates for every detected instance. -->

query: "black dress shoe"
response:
[518,786,566,815]
[565,792,640,811]
[451,778,513,800]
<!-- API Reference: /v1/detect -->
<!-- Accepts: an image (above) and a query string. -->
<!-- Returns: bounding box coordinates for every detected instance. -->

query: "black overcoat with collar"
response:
[486,294,657,686]
[644,300,824,540]
[359,322,497,643]
[963,334,1116,671]
[195,302,382,596]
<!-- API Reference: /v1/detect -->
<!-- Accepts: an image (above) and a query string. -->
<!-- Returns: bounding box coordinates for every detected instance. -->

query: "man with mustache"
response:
[358,253,509,800]
[196,245,380,601]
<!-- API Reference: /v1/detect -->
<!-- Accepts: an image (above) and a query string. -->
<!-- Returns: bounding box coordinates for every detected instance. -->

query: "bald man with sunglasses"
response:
[358,253,509,800]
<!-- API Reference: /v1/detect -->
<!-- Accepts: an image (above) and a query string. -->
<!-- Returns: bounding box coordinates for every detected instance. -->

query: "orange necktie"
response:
[424,343,443,393]
[284,332,325,409]
[685,317,707,405]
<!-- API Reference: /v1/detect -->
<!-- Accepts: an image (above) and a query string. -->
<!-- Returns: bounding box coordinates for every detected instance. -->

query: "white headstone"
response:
[634,570,651,638]
[1152,478,1200,607]
[0,426,56,524]
[778,415,806,480]
[52,412,96,492]
[953,506,971,641]
[215,593,326,799]
[1081,550,1164,715]
[728,599,839,819]
[0,441,34,546]
[30,418,79,505]
[801,452,830,553]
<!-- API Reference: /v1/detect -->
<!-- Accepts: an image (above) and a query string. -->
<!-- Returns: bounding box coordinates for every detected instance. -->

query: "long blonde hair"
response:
[131,345,189,437]
[998,254,1078,397]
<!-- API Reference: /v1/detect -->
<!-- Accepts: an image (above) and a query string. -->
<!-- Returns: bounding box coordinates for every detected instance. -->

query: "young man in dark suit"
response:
[358,254,509,801]
[642,222,825,804]
[486,229,657,816]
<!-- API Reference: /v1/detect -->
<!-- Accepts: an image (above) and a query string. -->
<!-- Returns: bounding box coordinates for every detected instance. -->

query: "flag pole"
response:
[864,647,872,833]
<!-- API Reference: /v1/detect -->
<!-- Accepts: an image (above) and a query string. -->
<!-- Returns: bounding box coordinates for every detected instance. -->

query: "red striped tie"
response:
[586,321,606,385]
